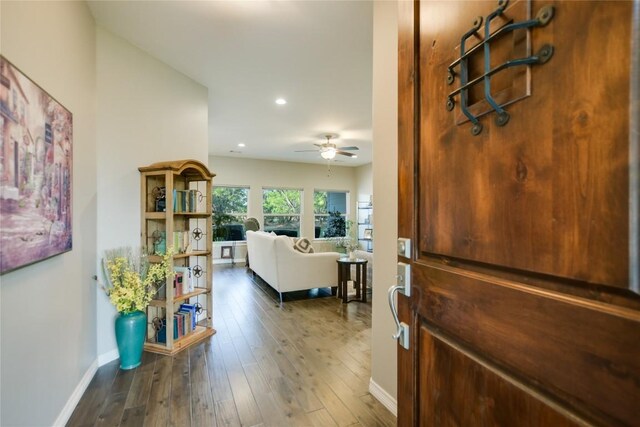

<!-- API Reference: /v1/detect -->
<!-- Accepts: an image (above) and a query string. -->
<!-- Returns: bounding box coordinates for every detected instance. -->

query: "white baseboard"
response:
[213,258,246,265]
[53,359,98,427]
[98,348,119,366]
[369,377,397,417]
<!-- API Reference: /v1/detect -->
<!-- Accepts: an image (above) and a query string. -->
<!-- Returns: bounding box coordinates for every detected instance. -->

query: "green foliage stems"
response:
[100,247,174,314]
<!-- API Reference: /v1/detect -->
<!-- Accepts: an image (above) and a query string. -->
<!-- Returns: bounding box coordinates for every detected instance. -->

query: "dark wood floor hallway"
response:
[68,265,395,427]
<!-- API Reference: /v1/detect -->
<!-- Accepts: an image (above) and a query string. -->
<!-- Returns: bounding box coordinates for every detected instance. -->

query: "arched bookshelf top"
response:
[138,159,215,179]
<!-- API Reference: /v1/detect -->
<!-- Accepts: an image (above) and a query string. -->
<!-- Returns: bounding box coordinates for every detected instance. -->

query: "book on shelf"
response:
[171,231,190,254]
[157,309,196,343]
[152,231,190,256]
[177,313,184,338]
[179,304,197,330]
[172,189,200,213]
[173,272,184,297]
[174,266,193,294]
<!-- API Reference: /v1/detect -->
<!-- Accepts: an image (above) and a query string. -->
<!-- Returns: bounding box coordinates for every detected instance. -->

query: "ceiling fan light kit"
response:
[296,134,359,161]
[321,147,337,160]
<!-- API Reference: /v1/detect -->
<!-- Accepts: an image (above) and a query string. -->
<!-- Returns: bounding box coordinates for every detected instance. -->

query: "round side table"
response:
[336,257,368,303]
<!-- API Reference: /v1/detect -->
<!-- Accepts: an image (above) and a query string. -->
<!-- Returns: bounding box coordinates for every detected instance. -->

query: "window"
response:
[314,190,348,238]
[212,186,248,241]
[262,188,302,237]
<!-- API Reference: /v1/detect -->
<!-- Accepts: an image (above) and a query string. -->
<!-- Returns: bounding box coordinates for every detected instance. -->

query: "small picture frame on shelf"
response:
[363,228,373,240]
[221,246,234,259]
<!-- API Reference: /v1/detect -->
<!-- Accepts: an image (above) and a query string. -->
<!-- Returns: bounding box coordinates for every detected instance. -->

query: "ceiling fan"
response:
[295,134,359,160]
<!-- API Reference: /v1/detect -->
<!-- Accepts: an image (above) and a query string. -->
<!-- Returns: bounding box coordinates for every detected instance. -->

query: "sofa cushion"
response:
[292,237,314,253]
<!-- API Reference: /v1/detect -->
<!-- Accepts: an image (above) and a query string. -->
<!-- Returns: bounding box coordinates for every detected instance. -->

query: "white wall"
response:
[370,0,399,408]
[355,163,374,252]
[209,155,359,249]
[0,2,97,426]
[356,163,373,201]
[95,27,209,359]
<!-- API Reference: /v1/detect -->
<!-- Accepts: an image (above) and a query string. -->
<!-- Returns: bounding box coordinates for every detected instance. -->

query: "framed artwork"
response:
[363,228,373,240]
[0,56,73,274]
[221,246,233,259]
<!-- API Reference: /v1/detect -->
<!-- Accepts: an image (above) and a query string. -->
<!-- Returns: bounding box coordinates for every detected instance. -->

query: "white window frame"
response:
[212,185,250,241]
[262,187,303,237]
[313,189,350,239]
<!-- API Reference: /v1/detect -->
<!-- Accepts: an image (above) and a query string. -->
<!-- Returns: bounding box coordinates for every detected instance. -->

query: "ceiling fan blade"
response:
[313,143,325,148]
[295,149,320,152]
[338,146,359,151]
[336,151,357,158]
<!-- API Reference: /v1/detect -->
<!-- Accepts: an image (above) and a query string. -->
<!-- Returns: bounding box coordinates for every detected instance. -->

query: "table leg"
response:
[342,265,348,304]
[337,263,343,299]
[355,264,361,300]
[362,262,367,303]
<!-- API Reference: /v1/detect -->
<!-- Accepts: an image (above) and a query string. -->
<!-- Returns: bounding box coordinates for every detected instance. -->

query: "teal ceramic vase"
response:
[115,311,146,370]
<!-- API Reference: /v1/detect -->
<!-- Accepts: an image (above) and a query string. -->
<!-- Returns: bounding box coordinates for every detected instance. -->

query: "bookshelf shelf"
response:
[143,325,215,356]
[358,200,373,253]
[174,250,211,258]
[145,212,167,219]
[173,211,212,217]
[149,287,210,307]
[148,251,211,263]
[139,159,216,355]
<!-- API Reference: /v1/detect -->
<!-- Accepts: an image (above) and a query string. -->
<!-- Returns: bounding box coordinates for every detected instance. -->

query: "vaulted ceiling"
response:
[88,1,373,166]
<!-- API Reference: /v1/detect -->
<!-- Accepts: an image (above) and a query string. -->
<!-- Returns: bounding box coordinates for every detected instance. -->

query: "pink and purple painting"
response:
[0,56,73,274]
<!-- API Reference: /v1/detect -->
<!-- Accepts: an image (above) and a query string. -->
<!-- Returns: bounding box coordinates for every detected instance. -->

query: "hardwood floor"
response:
[68,265,395,427]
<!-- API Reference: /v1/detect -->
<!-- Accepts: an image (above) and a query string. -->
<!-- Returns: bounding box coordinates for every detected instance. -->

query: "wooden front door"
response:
[396,1,640,425]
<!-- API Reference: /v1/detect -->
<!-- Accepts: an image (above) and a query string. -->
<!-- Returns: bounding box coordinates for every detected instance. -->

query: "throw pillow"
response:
[292,237,314,253]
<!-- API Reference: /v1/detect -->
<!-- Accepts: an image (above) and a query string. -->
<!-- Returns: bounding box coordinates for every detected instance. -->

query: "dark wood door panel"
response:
[418,324,581,426]
[398,1,638,425]
[418,0,631,290]
[398,0,416,244]
[412,263,640,426]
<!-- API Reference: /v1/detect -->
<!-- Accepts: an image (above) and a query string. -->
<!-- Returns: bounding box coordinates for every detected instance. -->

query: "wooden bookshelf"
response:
[139,159,216,355]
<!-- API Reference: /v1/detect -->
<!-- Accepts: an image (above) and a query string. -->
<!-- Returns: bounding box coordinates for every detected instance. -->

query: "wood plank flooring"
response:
[68,265,395,427]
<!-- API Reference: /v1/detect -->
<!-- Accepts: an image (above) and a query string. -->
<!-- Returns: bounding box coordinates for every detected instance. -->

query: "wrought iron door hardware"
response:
[450,14,485,135]
[446,0,555,135]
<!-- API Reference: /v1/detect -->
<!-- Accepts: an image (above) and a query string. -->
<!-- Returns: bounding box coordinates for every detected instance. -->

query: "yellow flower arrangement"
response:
[100,247,174,314]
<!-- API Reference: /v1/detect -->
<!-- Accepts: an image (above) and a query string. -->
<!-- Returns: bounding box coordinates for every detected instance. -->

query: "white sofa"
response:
[246,230,340,303]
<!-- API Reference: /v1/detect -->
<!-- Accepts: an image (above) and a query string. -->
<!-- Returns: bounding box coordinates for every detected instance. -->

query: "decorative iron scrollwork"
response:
[447,0,555,135]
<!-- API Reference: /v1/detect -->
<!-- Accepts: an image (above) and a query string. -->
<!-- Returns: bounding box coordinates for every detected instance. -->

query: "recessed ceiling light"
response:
[238,143,246,147]
[275,98,287,105]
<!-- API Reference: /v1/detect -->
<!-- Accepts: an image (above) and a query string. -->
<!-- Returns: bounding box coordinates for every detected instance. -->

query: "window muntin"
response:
[314,190,348,238]
[212,186,249,241]
[262,188,302,237]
